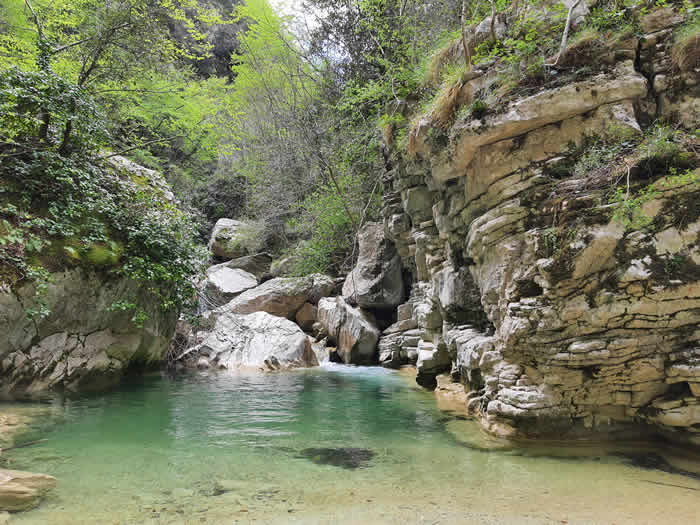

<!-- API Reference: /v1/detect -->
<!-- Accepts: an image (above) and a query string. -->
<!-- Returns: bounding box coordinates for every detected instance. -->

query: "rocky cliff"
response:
[380,6,700,445]
[0,157,181,396]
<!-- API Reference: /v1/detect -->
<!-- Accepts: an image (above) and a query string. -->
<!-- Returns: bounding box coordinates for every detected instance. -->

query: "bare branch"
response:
[23,0,43,40]
[546,0,582,67]
[100,136,185,159]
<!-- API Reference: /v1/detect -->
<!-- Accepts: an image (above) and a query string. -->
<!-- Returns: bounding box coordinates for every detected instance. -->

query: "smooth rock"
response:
[178,311,318,370]
[219,274,335,320]
[0,469,56,512]
[202,266,258,308]
[208,218,250,259]
[317,297,380,365]
[342,222,405,309]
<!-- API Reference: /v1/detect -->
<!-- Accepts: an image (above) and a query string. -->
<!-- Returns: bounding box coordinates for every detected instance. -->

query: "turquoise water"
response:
[3,364,700,525]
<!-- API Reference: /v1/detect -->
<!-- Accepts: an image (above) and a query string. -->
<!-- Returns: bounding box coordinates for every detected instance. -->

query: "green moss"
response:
[85,242,122,266]
[129,174,149,187]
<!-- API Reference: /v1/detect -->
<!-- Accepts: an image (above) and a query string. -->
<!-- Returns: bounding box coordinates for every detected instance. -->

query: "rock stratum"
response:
[380,7,700,445]
[0,158,180,397]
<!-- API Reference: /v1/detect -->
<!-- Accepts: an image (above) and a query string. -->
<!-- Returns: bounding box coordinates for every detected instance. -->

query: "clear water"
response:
[3,364,699,525]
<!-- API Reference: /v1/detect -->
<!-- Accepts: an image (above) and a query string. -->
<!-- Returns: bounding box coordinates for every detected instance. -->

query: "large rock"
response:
[222,252,273,280]
[0,469,56,511]
[208,218,251,260]
[342,222,405,309]
[317,297,380,365]
[0,269,177,396]
[202,265,258,309]
[219,274,334,319]
[295,302,318,332]
[412,61,647,182]
[177,311,317,370]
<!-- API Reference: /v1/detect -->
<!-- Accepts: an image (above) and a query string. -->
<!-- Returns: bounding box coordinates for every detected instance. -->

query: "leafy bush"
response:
[0,67,205,322]
[288,174,380,276]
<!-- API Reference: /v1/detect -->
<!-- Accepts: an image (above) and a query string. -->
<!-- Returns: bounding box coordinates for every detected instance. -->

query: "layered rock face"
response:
[382,9,700,444]
[0,269,177,396]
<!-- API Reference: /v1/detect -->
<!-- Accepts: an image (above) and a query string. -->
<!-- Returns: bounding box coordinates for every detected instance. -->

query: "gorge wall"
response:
[379,6,700,445]
[0,158,179,396]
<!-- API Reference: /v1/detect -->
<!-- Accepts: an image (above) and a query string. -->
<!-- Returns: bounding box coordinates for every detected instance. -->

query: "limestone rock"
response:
[295,302,318,332]
[219,274,335,320]
[342,222,405,309]
[381,8,700,444]
[221,252,273,280]
[0,269,176,396]
[208,218,251,260]
[317,297,380,365]
[202,266,258,308]
[416,341,451,389]
[0,469,56,511]
[177,311,318,370]
[425,62,647,182]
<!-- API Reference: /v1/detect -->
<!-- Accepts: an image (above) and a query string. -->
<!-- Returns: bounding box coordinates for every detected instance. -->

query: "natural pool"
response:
[3,364,699,525]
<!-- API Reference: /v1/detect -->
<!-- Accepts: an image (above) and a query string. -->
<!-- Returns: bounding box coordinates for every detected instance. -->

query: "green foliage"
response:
[289,174,380,275]
[610,167,698,230]
[0,66,106,153]
[0,66,205,322]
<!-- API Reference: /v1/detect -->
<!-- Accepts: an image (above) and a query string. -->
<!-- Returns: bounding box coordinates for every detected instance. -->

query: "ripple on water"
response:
[3,365,700,525]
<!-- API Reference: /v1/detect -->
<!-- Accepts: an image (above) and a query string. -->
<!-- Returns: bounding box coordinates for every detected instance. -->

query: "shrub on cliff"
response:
[0,67,205,323]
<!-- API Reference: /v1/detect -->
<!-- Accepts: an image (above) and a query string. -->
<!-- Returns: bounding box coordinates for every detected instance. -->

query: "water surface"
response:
[4,364,699,524]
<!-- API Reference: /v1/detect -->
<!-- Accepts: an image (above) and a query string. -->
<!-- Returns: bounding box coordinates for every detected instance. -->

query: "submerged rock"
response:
[178,311,317,370]
[298,447,375,469]
[0,469,56,511]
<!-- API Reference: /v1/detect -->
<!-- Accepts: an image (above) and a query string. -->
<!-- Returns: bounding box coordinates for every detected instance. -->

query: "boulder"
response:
[177,311,318,370]
[342,222,405,309]
[219,274,335,319]
[0,469,56,511]
[202,266,258,308]
[317,297,380,365]
[222,252,273,279]
[208,218,251,260]
[295,302,317,332]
